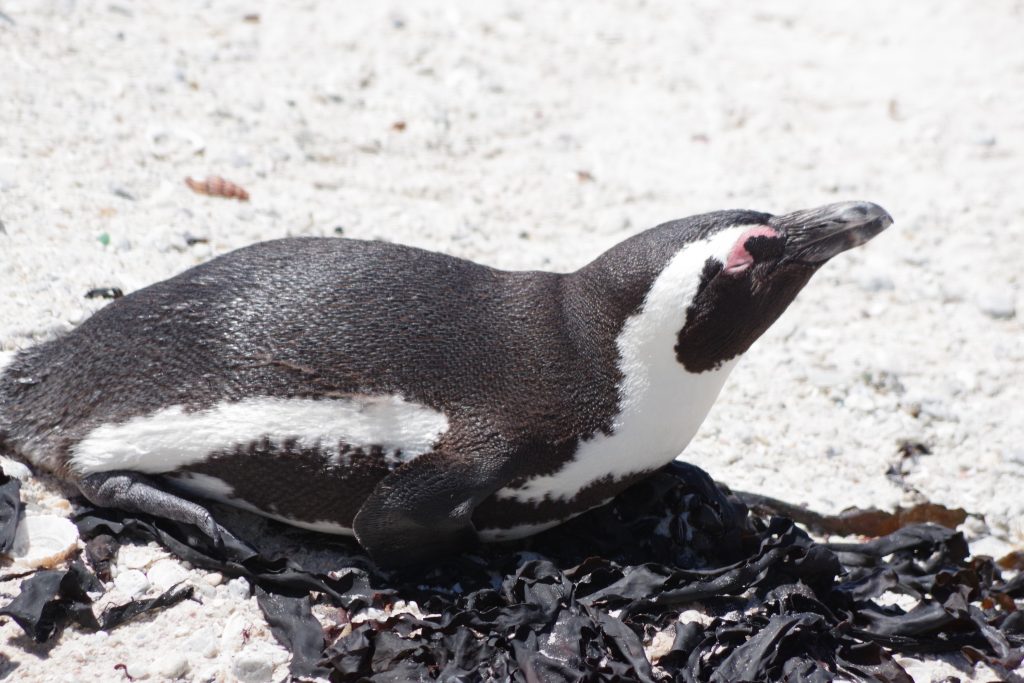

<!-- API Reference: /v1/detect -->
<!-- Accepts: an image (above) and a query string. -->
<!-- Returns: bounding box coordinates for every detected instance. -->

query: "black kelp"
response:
[2,462,1021,681]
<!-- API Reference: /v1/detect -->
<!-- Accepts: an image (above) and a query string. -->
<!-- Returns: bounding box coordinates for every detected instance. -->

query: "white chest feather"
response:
[495,227,746,504]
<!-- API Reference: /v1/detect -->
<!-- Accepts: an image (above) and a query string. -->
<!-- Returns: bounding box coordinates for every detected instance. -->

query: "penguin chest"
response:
[480,228,747,540]
[493,358,738,511]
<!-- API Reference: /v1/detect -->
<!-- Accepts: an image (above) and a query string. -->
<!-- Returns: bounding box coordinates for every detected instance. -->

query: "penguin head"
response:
[674,201,892,372]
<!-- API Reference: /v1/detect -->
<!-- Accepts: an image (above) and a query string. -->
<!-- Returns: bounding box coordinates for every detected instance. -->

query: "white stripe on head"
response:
[70,394,449,475]
[496,225,749,503]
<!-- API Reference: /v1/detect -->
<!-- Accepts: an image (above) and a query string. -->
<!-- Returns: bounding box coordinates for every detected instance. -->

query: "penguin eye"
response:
[744,235,785,261]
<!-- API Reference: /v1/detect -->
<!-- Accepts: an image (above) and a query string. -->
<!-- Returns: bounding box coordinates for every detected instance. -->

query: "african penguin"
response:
[0,201,892,567]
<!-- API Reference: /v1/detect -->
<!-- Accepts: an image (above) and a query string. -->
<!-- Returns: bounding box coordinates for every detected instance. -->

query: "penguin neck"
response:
[564,226,746,446]
[503,238,741,505]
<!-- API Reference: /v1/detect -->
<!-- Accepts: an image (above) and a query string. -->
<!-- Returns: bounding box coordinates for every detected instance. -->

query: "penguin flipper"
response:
[353,446,511,568]
[78,470,227,548]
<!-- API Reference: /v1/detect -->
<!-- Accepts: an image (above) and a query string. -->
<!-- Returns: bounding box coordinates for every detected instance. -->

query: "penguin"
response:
[0,201,891,567]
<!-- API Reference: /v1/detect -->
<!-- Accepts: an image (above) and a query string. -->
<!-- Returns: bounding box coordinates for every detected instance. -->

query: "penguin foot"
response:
[78,470,225,548]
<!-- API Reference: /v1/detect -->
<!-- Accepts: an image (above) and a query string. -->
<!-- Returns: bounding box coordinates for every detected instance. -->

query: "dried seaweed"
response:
[0,561,100,641]
[0,471,22,554]
[737,490,968,537]
[3,462,1021,681]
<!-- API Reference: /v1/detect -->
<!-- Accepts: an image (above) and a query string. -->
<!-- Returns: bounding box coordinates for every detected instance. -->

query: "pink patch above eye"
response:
[725,225,780,274]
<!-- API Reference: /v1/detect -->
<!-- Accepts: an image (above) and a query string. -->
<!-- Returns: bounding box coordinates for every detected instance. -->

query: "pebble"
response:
[123,660,151,679]
[114,569,151,599]
[858,272,895,292]
[1004,448,1024,467]
[0,455,31,481]
[185,626,220,659]
[220,612,252,654]
[645,628,675,662]
[842,390,876,412]
[226,576,252,601]
[203,571,224,586]
[678,609,712,626]
[154,653,190,680]
[192,580,216,599]
[147,558,189,591]
[917,398,958,422]
[118,543,165,570]
[807,369,844,390]
[969,535,1014,560]
[976,289,1016,319]
[961,515,990,540]
[231,648,276,683]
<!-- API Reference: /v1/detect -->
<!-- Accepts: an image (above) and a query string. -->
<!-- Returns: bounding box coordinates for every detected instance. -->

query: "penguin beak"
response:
[772,201,893,265]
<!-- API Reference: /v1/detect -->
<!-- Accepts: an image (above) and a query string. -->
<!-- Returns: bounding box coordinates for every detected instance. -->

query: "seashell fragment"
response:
[185,175,250,201]
[147,126,206,160]
[6,515,80,570]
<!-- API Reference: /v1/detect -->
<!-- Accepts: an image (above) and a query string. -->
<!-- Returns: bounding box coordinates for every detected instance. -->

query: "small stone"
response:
[203,571,224,586]
[1004,448,1024,466]
[807,369,843,390]
[232,649,275,683]
[185,626,219,659]
[114,569,150,599]
[154,653,189,680]
[147,559,189,591]
[192,580,215,599]
[976,289,1016,320]
[678,609,711,626]
[645,628,675,662]
[843,390,876,412]
[0,455,31,481]
[918,398,957,422]
[970,535,1013,560]
[118,543,165,570]
[961,515,989,539]
[220,613,251,654]
[123,660,151,679]
[226,576,251,600]
[858,273,894,292]
[939,287,963,304]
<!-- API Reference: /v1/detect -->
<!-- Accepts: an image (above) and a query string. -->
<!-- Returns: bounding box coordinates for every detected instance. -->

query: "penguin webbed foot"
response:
[78,470,226,549]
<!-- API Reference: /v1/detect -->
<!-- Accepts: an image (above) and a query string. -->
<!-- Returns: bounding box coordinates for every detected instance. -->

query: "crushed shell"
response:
[6,515,81,570]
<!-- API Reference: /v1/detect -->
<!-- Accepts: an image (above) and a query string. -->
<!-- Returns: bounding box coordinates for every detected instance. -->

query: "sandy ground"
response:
[1,0,1022,680]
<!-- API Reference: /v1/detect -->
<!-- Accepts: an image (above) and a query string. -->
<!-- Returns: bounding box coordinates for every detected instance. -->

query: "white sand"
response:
[1,1,1022,680]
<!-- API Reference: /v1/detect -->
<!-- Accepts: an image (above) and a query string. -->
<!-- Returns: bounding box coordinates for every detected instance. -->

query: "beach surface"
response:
[1,1,1022,680]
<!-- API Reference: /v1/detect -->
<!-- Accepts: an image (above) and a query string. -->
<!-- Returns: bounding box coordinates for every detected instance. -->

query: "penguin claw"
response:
[196,512,225,550]
[78,470,229,550]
